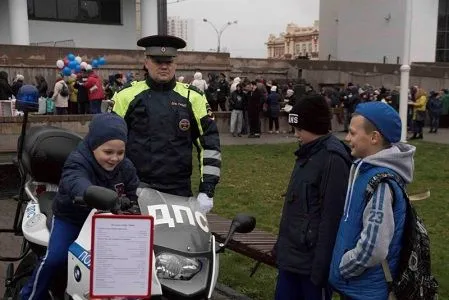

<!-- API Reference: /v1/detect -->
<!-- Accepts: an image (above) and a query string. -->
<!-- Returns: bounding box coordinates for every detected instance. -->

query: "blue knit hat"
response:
[85,113,128,150]
[354,102,401,143]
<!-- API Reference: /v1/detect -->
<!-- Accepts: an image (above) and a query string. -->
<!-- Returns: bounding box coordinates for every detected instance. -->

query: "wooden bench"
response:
[207,213,277,268]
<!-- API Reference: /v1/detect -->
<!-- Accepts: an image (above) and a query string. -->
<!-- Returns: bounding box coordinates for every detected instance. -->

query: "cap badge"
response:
[161,47,166,53]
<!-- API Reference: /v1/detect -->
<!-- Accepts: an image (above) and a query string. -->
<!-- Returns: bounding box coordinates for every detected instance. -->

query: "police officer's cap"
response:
[137,35,186,61]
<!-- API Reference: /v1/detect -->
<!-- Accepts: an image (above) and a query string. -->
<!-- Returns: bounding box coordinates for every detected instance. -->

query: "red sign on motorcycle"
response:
[90,214,154,299]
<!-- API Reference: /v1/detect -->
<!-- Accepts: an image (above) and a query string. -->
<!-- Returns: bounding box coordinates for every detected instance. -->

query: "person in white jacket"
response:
[191,72,208,92]
[52,74,69,115]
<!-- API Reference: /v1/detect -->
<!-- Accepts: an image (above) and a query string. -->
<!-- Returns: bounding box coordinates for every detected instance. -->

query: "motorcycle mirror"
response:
[232,214,256,234]
[84,186,118,211]
[217,214,256,253]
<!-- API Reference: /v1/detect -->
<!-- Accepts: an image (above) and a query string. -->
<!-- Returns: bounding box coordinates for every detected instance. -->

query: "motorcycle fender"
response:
[208,235,219,299]
[22,202,50,247]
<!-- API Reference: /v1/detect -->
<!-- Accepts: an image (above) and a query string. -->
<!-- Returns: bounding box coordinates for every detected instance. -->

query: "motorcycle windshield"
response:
[137,188,211,254]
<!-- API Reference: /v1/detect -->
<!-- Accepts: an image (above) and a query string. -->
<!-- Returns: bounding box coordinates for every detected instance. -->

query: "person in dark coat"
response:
[216,73,230,111]
[247,81,263,138]
[21,113,139,300]
[274,95,351,300]
[74,73,90,114]
[267,86,281,133]
[0,71,13,100]
[11,74,24,97]
[35,75,48,98]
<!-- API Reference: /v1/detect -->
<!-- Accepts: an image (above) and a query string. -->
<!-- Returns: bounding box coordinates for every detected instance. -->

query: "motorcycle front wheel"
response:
[3,252,38,300]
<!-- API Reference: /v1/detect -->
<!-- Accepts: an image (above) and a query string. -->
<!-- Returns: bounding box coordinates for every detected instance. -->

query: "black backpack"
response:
[366,173,438,300]
[59,82,69,97]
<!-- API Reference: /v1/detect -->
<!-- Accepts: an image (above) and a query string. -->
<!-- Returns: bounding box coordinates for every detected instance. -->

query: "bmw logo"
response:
[74,266,82,282]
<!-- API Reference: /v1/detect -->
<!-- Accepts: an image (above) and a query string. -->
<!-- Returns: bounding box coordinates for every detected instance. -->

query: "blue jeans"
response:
[275,270,332,300]
[89,99,103,114]
[21,217,81,300]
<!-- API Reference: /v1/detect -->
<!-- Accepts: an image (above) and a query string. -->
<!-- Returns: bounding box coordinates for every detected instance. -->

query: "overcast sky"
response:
[167,0,319,58]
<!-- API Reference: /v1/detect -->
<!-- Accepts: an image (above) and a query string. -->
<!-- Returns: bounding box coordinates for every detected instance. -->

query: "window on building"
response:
[295,43,301,55]
[436,0,449,62]
[27,0,122,25]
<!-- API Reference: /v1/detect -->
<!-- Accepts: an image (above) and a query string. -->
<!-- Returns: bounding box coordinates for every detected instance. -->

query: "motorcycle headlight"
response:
[155,253,202,280]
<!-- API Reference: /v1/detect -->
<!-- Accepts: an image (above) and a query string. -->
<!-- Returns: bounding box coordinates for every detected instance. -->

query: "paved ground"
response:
[0,126,447,298]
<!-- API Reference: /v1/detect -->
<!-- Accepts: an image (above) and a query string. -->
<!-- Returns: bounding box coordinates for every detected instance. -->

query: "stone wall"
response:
[294,60,449,91]
[0,45,294,89]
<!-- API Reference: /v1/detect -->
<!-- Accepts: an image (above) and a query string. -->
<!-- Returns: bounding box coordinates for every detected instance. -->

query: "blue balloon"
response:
[75,64,81,72]
[92,59,99,68]
[68,60,77,69]
[98,57,106,65]
[67,53,75,61]
[63,67,72,76]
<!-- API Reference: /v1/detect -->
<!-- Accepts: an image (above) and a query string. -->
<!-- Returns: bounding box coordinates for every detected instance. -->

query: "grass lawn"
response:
[194,140,449,300]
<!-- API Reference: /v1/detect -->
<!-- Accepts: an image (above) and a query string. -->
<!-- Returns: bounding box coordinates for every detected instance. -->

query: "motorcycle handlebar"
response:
[72,195,136,213]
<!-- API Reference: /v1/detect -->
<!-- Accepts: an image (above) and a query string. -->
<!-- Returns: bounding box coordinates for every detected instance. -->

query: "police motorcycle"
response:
[1,86,256,299]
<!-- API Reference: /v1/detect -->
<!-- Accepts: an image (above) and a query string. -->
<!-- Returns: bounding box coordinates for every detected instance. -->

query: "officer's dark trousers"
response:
[275,269,332,300]
[21,217,81,300]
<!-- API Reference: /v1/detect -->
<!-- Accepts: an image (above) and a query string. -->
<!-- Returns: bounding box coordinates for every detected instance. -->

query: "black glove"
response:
[119,196,131,211]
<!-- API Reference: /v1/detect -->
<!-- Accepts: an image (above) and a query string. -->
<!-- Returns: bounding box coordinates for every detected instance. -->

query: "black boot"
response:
[409,133,417,140]
[417,133,423,139]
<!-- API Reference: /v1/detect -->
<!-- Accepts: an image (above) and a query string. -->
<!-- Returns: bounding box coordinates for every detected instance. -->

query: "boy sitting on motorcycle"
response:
[21,113,139,300]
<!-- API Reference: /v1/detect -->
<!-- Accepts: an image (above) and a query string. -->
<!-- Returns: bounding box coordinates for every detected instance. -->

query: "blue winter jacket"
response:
[329,144,415,300]
[53,141,139,227]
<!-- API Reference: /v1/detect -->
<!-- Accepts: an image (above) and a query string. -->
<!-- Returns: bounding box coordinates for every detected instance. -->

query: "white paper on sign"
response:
[91,216,153,297]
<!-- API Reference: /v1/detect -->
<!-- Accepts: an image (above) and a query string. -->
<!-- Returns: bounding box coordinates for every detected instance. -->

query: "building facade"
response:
[319,0,440,63]
[0,0,160,50]
[167,16,195,51]
[266,21,319,60]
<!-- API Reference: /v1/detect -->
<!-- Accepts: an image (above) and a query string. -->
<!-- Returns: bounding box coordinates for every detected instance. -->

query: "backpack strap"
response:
[366,172,407,297]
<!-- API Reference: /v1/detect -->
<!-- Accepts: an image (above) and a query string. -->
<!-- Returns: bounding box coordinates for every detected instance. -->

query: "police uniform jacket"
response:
[113,76,221,197]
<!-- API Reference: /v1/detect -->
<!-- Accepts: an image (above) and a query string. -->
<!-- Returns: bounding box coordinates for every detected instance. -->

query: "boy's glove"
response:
[197,193,213,214]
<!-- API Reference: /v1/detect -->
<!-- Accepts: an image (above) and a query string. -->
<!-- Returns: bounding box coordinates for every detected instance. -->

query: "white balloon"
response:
[86,64,92,71]
[56,59,64,69]
[80,62,88,69]
[75,56,82,64]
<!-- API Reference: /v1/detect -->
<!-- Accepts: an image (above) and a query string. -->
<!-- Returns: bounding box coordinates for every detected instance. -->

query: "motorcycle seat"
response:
[38,191,57,229]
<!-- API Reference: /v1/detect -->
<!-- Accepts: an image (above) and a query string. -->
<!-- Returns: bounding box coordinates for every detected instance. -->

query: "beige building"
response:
[267,21,319,60]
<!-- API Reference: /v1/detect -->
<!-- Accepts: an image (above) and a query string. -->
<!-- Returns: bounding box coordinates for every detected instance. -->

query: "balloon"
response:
[80,62,88,70]
[67,53,75,61]
[68,60,77,69]
[98,57,106,65]
[56,59,64,69]
[63,67,72,76]
[92,59,99,68]
[63,58,69,66]
[86,64,92,71]
[75,64,82,73]
[75,56,82,64]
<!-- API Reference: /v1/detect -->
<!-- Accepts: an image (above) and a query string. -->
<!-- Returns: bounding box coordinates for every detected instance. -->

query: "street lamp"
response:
[202,18,238,53]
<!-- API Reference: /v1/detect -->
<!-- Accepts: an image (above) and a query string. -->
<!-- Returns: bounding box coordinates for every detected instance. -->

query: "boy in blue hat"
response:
[21,113,139,300]
[329,102,416,300]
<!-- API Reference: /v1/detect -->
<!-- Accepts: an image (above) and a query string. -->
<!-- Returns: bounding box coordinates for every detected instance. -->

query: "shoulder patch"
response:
[188,84,204,96]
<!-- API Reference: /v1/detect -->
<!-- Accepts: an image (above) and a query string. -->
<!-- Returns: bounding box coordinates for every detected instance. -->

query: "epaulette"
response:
[117,80,139,93]
[188,84,204,96]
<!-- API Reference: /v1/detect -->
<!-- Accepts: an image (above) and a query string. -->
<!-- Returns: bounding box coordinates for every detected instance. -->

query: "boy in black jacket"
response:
[274,95,351,300]
[21,113,139,300]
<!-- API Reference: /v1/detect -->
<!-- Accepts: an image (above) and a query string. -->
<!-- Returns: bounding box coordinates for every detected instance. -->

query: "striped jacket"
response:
[329,144,415,299]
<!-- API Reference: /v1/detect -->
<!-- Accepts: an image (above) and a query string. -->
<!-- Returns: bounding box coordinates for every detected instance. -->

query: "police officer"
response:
[113,35,221,213]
